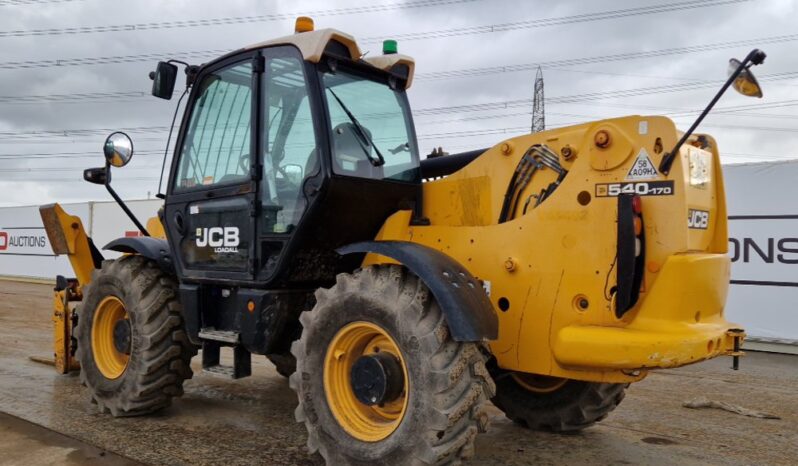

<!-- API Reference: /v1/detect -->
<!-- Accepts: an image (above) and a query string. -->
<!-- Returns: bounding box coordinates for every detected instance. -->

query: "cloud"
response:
[0,0,794,206]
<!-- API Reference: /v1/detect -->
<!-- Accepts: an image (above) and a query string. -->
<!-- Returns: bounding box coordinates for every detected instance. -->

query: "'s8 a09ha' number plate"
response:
[595,180,675,197]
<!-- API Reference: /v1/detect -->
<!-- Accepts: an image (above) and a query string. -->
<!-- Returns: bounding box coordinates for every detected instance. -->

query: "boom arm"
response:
[40,203,102,287]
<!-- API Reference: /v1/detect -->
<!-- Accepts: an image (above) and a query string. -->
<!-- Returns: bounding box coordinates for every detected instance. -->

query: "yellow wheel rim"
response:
[511,373,568,394]
[91,296,130,380]
[323,321,409,442]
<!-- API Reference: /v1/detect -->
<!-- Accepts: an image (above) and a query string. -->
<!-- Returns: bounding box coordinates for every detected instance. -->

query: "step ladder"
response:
[199,327,251,379]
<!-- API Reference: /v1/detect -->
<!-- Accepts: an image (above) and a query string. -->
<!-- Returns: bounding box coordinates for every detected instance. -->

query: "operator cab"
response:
[157,21,421,288]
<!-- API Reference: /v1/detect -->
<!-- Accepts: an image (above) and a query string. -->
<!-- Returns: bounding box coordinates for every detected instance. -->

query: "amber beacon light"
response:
[295,16,314,33]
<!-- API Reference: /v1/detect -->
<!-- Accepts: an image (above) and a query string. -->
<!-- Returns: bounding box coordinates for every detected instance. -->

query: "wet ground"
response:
[0,280,795,466]
[0,412,140,466]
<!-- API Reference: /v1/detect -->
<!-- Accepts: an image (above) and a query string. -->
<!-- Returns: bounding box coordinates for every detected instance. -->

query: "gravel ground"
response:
[0,280,794,466]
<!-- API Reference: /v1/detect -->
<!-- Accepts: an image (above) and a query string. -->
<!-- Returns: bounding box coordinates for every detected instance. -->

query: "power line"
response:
[0,166,162,173]
[411,72,798,117]
[419,95,798,126]
[1,143,793,178]
[0,72,795,145]
[0,0,477,38]
[723,151,798,159]
[4,148,794,181]
[0,149,165,160]
[0,49,227,70]
[419,138,796,161]
[361,0,750,44]
[1,122,794,176]
[0,0,81,5]
[0,124,170,138]
[3,29,794,106]
[415,32,798,81]
[2,117,796,170]
[0,176,158,183]
[0,0,756,71]
[0,90,150,103]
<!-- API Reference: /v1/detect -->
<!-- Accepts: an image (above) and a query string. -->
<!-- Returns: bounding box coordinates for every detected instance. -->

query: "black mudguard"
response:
[337,241,498,342]
[104,237,174,273]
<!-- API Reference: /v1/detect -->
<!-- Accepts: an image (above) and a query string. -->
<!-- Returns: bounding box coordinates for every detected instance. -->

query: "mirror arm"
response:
[103,164,150,237]
[659,49,766,175]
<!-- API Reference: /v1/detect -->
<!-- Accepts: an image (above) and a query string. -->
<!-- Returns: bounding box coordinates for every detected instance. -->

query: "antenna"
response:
[531,66,545,133]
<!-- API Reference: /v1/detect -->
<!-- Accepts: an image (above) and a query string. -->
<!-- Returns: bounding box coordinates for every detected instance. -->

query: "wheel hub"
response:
[350,353,405,406]
[113,319,132,354]
[323,321,410,442]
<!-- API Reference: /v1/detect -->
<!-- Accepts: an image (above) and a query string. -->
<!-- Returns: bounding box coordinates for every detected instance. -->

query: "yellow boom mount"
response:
[39,203,99,373]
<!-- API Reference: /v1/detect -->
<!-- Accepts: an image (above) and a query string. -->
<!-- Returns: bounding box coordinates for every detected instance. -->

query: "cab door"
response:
[255,48,325,282]
[164,52,260,283]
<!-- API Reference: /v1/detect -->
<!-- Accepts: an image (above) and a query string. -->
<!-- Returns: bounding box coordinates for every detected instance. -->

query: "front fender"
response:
[104,237,174,273]
[337,241,498,342]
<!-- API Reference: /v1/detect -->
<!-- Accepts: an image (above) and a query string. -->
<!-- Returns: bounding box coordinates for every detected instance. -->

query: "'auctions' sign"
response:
[0,228,52,256]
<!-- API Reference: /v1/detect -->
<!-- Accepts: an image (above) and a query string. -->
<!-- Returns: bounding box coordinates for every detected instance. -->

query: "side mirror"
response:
[729,58,763,98]
[149,61,178,100]
[658,48,766,175]
[83,167,108,185]
[103,132,134,167]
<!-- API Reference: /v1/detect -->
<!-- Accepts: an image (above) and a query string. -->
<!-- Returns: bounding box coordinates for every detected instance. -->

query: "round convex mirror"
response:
[103,132,134,167]
[728,58,763,98]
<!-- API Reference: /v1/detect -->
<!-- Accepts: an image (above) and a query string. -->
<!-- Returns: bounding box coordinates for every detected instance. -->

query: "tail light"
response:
[616,194,645,317]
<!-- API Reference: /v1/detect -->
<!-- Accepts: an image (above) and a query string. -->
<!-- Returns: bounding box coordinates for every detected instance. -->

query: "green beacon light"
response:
[383,39,398,55]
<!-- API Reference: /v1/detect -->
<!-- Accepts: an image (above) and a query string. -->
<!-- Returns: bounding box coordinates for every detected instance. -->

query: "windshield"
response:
[323,69,419,182]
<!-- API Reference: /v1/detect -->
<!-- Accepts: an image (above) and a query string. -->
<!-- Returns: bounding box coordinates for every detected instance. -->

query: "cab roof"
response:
[242,28,416,89]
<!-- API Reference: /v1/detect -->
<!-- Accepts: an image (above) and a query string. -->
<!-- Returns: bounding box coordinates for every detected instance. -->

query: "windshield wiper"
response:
[327,88,385,167]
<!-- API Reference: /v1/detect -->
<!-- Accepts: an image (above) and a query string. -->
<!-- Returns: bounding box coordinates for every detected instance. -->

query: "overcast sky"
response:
[0,0,795,207]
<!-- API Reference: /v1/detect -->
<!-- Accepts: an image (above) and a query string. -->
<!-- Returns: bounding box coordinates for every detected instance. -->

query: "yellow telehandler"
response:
[41,16,764,465]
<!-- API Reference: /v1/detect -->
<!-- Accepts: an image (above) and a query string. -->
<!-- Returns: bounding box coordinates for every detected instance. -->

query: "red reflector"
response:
[631,195,642,214]
[124,230,141,237]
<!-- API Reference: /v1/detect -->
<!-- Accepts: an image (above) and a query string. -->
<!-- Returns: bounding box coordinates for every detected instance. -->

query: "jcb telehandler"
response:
[41,17,765,465]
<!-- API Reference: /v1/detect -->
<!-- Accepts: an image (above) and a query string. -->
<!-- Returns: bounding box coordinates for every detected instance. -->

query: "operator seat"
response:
[331,122,384,179]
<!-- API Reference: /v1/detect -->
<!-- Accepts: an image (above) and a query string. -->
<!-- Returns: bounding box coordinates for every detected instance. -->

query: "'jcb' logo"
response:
[196,227,240,253]
[688,209,709,230]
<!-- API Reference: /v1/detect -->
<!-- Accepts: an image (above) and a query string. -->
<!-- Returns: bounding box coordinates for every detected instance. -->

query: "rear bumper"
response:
[553,253,744,370]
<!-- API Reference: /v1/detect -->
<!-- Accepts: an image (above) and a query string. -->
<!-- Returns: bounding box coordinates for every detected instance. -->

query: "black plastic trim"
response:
[615,195,644,317]
[103,237,174,273]
[337,241,498,341]
[420,148,486,179]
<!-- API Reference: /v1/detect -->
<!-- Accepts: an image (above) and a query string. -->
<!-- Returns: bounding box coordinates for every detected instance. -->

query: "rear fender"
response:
[104,237,174,272]
[337,241,498,342]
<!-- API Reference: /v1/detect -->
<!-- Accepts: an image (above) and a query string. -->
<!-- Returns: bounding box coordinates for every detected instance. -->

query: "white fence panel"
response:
[0,203,89,279]
[0,199,162,281]
[724,160,798,345]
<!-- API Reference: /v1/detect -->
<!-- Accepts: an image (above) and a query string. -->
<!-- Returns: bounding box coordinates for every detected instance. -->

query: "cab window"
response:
[261,56,318,234]
[175,62,253,191]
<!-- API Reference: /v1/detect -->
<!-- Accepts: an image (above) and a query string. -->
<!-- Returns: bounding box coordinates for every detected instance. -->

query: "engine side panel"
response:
[367,115,737,384]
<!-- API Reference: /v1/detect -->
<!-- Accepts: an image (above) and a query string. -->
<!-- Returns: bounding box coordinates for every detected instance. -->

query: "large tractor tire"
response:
[290,265,495,465]
[490,368,626,432]
[75,255,196,417]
